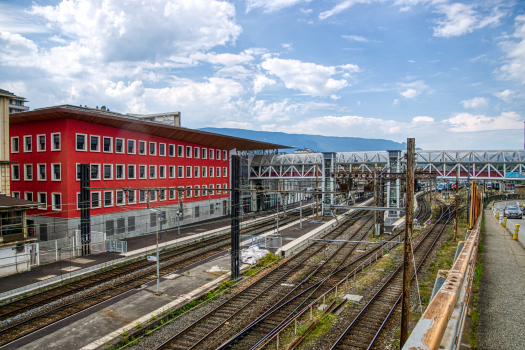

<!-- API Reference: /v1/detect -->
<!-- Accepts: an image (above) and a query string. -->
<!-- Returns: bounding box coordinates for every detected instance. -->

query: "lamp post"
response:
[176,210,182,235]
[150,209,164,295]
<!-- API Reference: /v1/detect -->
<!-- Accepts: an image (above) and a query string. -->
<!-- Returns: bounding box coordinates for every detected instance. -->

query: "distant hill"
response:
[199,128,407,153]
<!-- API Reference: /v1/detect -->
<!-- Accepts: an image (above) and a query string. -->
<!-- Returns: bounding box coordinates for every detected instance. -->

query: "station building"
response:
[8,105,287,241]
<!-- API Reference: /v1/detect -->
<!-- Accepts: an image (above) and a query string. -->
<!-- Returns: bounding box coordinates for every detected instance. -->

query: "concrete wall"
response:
[0,244,30,278]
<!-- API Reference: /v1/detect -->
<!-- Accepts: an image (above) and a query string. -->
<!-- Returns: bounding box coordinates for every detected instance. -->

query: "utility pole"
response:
[401,138,415,348]
[373,169,378,237]
[80,164,91,256]
[177,189,184,235]
[299,182,302,229]
[315,164,319,217]
[454,171,459,241]
[231,155,241,281]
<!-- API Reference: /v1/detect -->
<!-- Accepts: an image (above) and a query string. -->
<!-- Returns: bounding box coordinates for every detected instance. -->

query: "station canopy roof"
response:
[10,105,292,151]
[0,195,40,210]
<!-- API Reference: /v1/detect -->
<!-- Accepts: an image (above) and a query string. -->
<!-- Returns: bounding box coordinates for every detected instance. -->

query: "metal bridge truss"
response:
[249,150,525,181]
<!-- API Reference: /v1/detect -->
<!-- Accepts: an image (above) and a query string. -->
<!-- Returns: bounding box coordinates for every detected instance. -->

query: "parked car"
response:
[504,205,522,219]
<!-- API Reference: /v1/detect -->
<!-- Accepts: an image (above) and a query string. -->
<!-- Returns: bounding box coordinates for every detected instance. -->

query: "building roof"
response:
[10,105,292,151]
[0,195,40,210]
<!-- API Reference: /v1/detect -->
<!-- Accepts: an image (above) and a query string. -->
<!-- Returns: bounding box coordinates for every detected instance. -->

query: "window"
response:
[186,186,192,198]
[38,164,46,181]
[139,190,146,203]
[11,165,20,180]
[210,184,214,195]
[117,218,125,234]
[202,148,207,159]
[77,193,82,210]
[178,166,184,178]
[127,139,136,154]
[116,190,124,205]
[91,192,101,208]
[169,144,175,157]
[194,147,199,158]
[24,164,33,181]
[115,138,124,153]
[169,189,176,200]
[202,166,207,178]
[194,166,200,178]
[195,206,200,218]
[150,212,157,227]
[128,165,136,179]
[223,150,227,160]
[104,191,113,207]
[37,134,46,151]
[149,190,156,201]
[216,150,221,160]
[38,193,47,210]
[11,137,19,153]
[216,167,221,177]
[186,166,192,178]
[76,134,87,151]
[223,167,227,177]
[194,185,200,197]
[90,164,100,180]
[210,203,214,214]
[90,135,100,152]
[12,192,20,199]
[139,165,146,179]
[186,146,192,158]
[52,193,62,210]
[127,190,136,204]
[103,137,112,152]
[24,135,32,152]
[178,145,184,157]
[116,165,124,179]
[139,141,146,155]
[159,189,166,200]
[169,165,175,178]
[209,148,214,159]
[25,192,33,201]
[149,165,156,179]
[51,133,61,151]
[104,164,113,179]
[210,166,214,177]
[52,163,61,180]
[128,216,136,231]
[149,142,156,155]
[76,164,82,180]
[223,183,227,194]
[217,184,221,195]
[202,185,207,196]
[159,165,166,178]
[159,143,166,156]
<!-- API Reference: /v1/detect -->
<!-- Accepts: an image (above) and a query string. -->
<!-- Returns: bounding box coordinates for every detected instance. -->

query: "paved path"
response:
[478,206,525,349]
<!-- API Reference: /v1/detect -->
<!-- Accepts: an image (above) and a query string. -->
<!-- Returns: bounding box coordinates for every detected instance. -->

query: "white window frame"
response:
[11,136,19,153]
[223,167,227,177]
[186,186,192,198]
[24,164,33,181]
[178,166,184,178]
[186,166,192,178]
[159,165,166,179]
[210,166,214,177]
[103,164,113,180]
[139,165,147,179]
[103,136,113,153]
[178,145,184,157]
[76,163,81,181]
[217,184,221,195]
[76,133,87,151]
[194,147,200,159]
[24,191,33,201]
[51,132,61,151]
[210,184,214,195]
[169,189,176,200]
[90,135,100,152]
[127,139,136,155]
[194,166,199,178]
[104,190,114,207]
[115,138,125,154]
[159,189,166,201]
[202,166,207,178]
[138,140,146,155]
[24,135,32,152]
[202,185,207,196]
[216,167,221,177]
[149,141,157,156]
[223,183,227,194]
[52,192,62,211]
[51,163,61,181]
[216,149,221,160]
[12,191,20,199]
[37,163,46,181]
[127,190,136,204]
[209,148,214,159]
[91,191,101,209]
[139,190,147,203]
[11,164,20,181]
[169,165,175,178]
[159,143,166,157]
[169,144,175,157]
[202,148,207,159]
[223,150,227,160]
[76,192,81,210]
[149,190,157,202]
[194,185,200,197]
[186,146,192,158]
[128,164,136,179]
[116,164,125,180]
[38,192,47,210]
[149,165,157,179]
[37,134,46,152]
[90,164,101,180]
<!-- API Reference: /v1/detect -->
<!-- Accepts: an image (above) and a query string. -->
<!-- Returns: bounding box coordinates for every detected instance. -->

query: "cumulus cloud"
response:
[413,116,434,123]
[400,88,419,98]
[253,74,276,94]
[398,80,428,98]
[190,51,255,66]
[444,111,523,132]
[497,15,525,84]
[261,58,358,96]
[246,0,311,13]
[433,3,504,38]
[461,97,489,109]
[494,89,514,103]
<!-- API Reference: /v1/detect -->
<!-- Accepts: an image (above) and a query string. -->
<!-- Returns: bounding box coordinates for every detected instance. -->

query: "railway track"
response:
[329,204,460,350]
[152,208,384,350]
[0,203,314,347]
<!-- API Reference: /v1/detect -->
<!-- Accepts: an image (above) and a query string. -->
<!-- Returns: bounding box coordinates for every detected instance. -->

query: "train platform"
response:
[478,205,525,350]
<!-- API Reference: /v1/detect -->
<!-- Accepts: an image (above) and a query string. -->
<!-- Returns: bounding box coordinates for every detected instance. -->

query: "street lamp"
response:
[149,209,165,295]
[176,210,182,235]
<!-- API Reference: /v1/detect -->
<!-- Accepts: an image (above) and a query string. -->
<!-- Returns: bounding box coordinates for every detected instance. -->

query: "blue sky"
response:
[0,0,524,150]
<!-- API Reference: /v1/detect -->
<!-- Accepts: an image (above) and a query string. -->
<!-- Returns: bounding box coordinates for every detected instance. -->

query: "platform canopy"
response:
[10,105,292,151]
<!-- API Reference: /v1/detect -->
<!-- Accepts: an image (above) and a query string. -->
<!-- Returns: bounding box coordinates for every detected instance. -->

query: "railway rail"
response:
[0,202,314,347]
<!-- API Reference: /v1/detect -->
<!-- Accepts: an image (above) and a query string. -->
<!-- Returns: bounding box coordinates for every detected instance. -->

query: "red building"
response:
[8,105,285,241]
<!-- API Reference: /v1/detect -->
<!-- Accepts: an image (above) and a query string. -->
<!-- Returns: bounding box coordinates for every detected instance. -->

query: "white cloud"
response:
[444,111,523,132]
[400,88,419,98]
[281,43,293,51]
[433,3,504,38]
[413,116,434,123]
[214,121,254,129]
[392,99,400,105]
[253,74,276,94]
[246,0,311,13]
[461,97,489,109]
[190,51,254,66]
[497,15,525,84]
[398,80,428,98]
[342,34,368,42]
[408,60,415,63]
[319,0,372,21]
[330,94,341,100]
[300,8,313,14]
[261,58,358,96]
[494,89,514,103]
